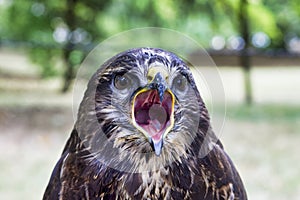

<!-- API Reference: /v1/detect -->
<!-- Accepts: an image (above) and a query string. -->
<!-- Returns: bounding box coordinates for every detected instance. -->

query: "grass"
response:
[226,103,300,122]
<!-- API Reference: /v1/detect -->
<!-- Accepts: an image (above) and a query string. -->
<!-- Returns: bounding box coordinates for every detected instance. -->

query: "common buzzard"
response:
[43,48,247,200]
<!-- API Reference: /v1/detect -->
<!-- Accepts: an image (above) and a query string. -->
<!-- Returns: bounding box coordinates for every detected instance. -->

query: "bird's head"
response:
[75,48,211,172]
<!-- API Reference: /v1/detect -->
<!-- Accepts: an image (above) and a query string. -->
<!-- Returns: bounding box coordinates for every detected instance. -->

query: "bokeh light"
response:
[252,32,270,48]
[227,36,245,51]
[287,37,300,54]
[211,35,226,50]
[53,26,69,43]
[30,3,45,17]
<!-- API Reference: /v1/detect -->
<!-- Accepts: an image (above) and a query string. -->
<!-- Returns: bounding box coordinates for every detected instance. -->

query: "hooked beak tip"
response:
[150,138,163,156]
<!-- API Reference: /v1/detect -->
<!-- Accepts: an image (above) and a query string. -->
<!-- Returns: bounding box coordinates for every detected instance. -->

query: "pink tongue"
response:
[148,104,167,140]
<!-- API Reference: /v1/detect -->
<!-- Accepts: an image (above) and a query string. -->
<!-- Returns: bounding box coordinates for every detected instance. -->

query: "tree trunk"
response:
[61,0,77,93]
[61,47,74,93]
[239,0,253,104]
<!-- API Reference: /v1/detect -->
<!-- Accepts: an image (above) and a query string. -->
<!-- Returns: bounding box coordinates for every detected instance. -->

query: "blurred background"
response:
[0,0,299,199]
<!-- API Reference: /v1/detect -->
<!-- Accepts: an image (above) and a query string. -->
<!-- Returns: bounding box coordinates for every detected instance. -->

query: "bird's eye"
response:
[172,74,188,92]
[114,74,132,90]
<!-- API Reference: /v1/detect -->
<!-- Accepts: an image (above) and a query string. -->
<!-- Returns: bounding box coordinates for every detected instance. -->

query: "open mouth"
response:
[132,89,175,142]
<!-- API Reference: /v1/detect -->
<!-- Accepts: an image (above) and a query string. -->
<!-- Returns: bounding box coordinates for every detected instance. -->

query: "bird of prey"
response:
[43,48,247,200]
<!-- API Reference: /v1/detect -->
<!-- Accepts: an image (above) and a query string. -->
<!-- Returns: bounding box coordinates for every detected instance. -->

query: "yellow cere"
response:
[147,65,170,83]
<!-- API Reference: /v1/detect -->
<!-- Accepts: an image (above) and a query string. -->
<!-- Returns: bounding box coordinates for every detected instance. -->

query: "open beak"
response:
[132,72,175,156]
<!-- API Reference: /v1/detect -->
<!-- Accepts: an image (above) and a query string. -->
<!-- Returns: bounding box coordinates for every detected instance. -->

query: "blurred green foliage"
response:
[0,0,299,91]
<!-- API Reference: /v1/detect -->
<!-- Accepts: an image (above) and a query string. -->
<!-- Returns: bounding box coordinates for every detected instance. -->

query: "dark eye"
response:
[114,74,132,90]
[172,74,188,92]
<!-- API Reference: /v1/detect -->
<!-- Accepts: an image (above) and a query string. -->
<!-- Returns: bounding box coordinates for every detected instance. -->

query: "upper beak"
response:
[148,72,167,102]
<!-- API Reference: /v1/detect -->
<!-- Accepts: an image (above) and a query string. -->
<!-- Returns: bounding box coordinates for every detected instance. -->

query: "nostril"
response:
[147,75,153,81]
